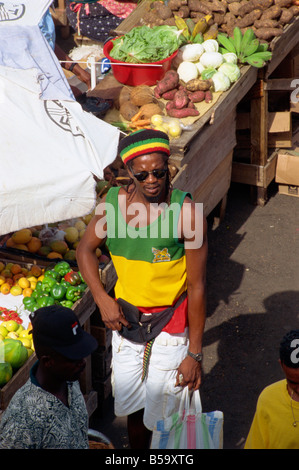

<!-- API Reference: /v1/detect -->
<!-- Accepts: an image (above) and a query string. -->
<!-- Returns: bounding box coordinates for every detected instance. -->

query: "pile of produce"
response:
[22,261,88,312]
[0,261,44,297]
[0,320,34,387]
[143,0,299,43]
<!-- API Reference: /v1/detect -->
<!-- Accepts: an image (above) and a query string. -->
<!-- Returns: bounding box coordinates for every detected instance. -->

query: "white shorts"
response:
[111,329,189,430]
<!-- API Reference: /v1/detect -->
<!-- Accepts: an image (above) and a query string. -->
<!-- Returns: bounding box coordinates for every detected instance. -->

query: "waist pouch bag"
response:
[117,291,187,343]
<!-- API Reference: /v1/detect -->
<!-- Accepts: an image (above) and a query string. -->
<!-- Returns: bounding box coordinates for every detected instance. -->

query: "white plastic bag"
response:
[151,387,224,449]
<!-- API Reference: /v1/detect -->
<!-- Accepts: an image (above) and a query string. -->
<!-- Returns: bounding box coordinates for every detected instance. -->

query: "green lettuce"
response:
[110,26,183,63]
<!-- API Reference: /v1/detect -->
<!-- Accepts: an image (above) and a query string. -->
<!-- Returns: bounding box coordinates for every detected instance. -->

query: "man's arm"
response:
[175,199,208,390]
[76,202,130,331]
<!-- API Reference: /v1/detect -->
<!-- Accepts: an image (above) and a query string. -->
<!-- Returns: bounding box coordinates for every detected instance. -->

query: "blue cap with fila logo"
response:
[30,305,98,360]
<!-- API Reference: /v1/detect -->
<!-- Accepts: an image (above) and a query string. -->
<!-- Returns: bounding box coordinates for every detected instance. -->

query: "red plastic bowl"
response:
[103,38,178,87]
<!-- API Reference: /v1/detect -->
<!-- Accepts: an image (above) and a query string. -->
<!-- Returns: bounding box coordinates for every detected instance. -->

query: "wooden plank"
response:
[231,152,278,187]
[265,79,295,91]
[250,79,268,167]
[266,17,299,78]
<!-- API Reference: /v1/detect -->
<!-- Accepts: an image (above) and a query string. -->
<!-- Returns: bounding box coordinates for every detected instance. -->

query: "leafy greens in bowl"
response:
[109,25,183,64]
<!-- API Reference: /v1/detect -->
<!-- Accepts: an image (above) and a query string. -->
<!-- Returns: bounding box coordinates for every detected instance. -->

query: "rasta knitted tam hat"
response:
[118,129,170,165]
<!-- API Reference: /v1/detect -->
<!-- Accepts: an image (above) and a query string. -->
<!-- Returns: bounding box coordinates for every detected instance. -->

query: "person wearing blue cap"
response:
[0,305,98,449]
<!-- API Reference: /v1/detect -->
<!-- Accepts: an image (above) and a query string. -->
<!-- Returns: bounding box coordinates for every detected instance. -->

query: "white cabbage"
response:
[222,52,238,64]
[200,51,224,69]
[177,61,199,82]
[212,71,231,91]
[218,63,241,83]
[181,43,204,62]
[202,39,219,53]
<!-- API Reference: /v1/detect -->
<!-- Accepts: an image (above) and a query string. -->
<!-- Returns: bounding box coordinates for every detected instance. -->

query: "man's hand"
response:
[97,296,131,332]
[175,355,202,390]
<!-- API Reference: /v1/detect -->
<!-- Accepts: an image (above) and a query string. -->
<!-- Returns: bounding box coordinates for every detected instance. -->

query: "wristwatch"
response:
[187,350,203,362]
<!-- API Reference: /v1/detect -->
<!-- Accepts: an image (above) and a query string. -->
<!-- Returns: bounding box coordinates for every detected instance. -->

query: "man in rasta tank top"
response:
[77,129,208,449]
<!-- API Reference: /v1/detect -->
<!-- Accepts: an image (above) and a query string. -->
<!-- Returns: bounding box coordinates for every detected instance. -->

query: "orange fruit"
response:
[5,237,16,248]
[14,244,29,251]
[47,252,63,259]
[13,273,24,283]
[30,265,42,277]
[11,264,22,275]
[0,283,11,295]
[22,287,33,297]
[27,237,42,253]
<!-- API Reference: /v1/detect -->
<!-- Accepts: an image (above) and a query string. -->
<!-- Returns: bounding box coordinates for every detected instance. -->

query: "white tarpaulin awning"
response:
[0,0,120,235]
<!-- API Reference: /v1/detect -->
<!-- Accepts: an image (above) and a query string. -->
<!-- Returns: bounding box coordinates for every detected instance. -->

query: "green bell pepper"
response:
[65,285,82,302]
[60,300,74,309]
[51,284,67,301]
[23,297,38,312]
[44,269,61,282]
[54,261,72,277]
[36,295,55,308]
[41,276,57,293]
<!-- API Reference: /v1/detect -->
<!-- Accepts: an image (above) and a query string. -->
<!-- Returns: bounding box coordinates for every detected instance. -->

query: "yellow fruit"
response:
[0,275,5,286]
[26,348,34,357]
[19,329,32,340]
[12,228,32,245]
[19,337,32,348]
[64,227,79,244]
[18,277,30,289]
[29,281,37,290]
[50,240,68,255]
[5,320,19,332]
[16,325,24,335]
[5,237,16,248]
[151,114,164,126]
[74,220,86,231]
[7,331,19,340]
[38,274,45,282]
[168,121,182,138]
[10,285,23,296]
[0,283,10,295]
[0,325,8,337]
[154,125,169,134]
[14,244,29,251]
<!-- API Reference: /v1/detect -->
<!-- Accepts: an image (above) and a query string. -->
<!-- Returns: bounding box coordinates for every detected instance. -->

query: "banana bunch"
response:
[217,27,272,68]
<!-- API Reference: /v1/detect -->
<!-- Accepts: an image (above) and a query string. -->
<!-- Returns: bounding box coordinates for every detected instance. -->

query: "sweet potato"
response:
[167,107,200,117]
[162,88,178,100]
[187,90,206,102]
[186,78,212,92]
[205,90,213,103]
[154,70,180,97]
[173,89,190,109]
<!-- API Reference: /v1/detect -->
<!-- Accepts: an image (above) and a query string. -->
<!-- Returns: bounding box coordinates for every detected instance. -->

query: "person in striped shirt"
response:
[77,129,208,448]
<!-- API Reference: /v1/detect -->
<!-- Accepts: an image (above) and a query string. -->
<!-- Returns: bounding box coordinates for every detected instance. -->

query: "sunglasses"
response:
[131,168,168,182]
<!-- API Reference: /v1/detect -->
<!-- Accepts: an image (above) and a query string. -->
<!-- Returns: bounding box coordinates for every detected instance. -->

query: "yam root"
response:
[185,78,212,92]
[167,107,200,117]
[168,0,182,9]
[274,0,292,6]
[254,18,279,27]
[235,9,262,27]
[260,4,282,19]
[254,26,283,39]
[162,88,178,100]
[154,70,180,97]
[120,102,139,121]
[188,0,212,14]
[151,2,173,19]
[130,85,155,106]
[187,90,206,102]
[279,7,294,23]
[173,89,190,108]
